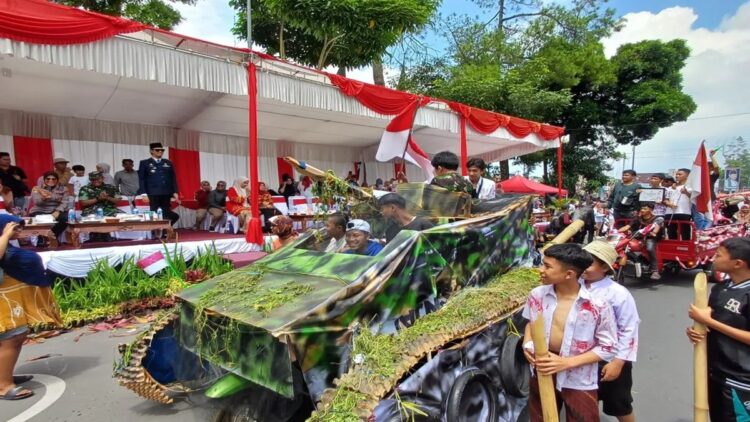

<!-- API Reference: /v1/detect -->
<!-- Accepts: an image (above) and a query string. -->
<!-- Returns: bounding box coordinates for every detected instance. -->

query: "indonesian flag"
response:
[375,101,434,180]
[686,142,713,220]
[137,251,168,276]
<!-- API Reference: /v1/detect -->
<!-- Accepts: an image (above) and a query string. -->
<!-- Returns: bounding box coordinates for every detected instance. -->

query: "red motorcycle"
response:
[612,223,659,284]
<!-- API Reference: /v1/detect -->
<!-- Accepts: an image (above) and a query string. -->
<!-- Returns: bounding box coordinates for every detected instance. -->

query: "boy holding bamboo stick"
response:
[523,244,617,421]
[687,237,750,421]
[582,241,640,422]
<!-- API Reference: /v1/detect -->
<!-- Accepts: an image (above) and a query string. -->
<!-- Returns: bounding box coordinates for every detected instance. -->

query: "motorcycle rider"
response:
[618,203,665,280]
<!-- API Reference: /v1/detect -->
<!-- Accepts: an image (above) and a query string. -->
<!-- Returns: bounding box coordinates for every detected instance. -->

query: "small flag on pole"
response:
[686,142,713,221]
[375,100,434,180]
[137,251,168,276]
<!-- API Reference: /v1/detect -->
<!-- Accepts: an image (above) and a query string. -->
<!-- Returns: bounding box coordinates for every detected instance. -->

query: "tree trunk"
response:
[372,57,385,86]
[337,67,346,76]
[498,0,505,32]
[279,21,286,60]
[500,159,509,180]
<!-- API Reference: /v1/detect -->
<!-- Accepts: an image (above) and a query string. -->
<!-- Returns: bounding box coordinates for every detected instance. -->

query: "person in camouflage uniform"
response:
[79,171,121,216]
[429,151,477,198]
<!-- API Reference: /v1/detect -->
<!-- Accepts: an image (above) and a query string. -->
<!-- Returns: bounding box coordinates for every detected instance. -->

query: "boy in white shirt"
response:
[68,165,88,198]
[523,243,617,421]
[665,168,693,240]
[583,241,640,422]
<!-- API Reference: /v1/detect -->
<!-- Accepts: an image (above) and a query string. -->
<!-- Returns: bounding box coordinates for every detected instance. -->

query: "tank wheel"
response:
[516,403,530,422]
[498,334,529,398]
[445,367,498,422]
[212,405,260,422]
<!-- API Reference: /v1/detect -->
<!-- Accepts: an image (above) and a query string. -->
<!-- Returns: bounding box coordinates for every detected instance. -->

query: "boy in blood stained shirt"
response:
[523,243,617,422]
[687,237,750,422]
[583,241,640,422]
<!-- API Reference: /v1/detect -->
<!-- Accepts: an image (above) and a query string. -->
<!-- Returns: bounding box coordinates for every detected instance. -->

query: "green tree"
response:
[54,0,194,29]
[397,0,695,193]
[229,0,439,71]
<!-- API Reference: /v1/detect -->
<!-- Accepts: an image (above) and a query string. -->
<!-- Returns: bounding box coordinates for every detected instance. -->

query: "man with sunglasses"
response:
[343,219,383,256]
[137,143,180,226]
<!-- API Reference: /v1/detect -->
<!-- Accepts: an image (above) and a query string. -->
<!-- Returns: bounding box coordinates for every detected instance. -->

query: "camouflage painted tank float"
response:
[114,159,579,421]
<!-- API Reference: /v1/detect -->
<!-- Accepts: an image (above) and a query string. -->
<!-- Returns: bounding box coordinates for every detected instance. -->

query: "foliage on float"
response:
[52,243,233,327]
[306,267,540,422]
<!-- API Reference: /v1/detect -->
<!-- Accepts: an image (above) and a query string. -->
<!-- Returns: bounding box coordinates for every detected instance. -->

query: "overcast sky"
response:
[171,1,750,177]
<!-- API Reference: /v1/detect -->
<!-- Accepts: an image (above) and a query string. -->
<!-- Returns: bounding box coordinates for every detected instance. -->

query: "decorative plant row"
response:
[307,267,540,422]
[51,243,234,327]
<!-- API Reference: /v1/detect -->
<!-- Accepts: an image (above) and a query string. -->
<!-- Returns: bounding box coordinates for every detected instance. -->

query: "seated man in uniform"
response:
[343,219,383,257]
[429,151,476,198]
[79,172,121,217]
[378,193,435,243]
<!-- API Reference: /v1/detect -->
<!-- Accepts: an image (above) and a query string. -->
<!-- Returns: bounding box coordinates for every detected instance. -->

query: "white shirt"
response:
[69,175,89,197]
[465,176,496,200]
[667,185,692,215]
[325,237,346,253]
[522,284,616,391]
[583,276,640,362]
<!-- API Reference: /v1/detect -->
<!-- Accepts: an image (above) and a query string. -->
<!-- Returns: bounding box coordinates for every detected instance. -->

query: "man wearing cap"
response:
[581,240,640,422]
[137,143,179,225]
[343,219,383,256]
[78,172,121,217]
[619,203,664,280]
[37,158,73,192]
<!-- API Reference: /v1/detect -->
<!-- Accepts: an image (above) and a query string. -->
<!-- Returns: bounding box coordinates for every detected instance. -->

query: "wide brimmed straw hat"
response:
[583,240,618,273]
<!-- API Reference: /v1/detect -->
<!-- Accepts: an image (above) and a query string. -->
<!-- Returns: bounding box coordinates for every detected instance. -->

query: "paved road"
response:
[5,271,700,422]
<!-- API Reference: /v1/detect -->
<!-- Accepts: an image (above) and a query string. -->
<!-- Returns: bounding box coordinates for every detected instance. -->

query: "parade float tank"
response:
[114,159,576,422]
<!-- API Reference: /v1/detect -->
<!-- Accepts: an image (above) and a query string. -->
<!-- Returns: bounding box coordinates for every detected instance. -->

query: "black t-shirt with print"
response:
[384,216,435,243]
[707,279,750,384]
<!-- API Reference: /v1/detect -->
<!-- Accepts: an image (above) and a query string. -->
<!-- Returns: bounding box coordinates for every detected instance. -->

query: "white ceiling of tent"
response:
[0,42,559,159]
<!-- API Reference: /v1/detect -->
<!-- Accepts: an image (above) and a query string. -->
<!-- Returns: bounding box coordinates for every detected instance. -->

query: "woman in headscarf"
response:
[278,173,298,202]
[0,215,61,400]
[226,178,251,232]
[734,204,750,225]
[268,215,298,250]
[95,163,115,186]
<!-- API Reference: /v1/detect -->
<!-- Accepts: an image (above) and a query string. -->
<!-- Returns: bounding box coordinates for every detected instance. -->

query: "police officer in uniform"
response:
[138,143,180,225]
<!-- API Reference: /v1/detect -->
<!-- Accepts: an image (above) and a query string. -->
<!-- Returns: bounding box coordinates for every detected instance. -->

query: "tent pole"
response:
[246,60,263,245]
[557,138,563,197]
[460,116,468,176]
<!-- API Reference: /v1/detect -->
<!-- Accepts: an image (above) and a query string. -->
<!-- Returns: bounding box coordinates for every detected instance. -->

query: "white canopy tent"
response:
[0,23,563,189]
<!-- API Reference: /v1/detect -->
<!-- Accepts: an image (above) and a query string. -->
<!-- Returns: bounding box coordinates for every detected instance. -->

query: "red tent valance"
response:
[499,175,568,196]
[327,74,564,141]
[0,0,145,45]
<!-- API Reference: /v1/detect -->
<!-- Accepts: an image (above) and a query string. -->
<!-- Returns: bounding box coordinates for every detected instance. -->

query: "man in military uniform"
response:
[79,172,121,216]
[429,151,477,198]
[137,142,180,225]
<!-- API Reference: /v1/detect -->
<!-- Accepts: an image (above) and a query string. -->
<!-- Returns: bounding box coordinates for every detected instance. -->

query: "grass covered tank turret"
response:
[114,162,543,422]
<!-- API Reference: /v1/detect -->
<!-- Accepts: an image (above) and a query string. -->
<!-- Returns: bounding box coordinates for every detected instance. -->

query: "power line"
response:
[565,111,750,133]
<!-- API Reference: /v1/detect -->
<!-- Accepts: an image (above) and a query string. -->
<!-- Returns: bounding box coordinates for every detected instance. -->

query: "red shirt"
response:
[195,189,210,208]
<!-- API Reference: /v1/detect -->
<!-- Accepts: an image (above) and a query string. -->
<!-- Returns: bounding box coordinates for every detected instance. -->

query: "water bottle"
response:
[67,209,76,223]
[156,208,163,221]
[96,207,104,219]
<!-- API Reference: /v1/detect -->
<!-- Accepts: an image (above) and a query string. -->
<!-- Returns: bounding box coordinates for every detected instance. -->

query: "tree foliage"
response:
[54,0,194,29]
[396,0,696,193]
[229,0,440,70]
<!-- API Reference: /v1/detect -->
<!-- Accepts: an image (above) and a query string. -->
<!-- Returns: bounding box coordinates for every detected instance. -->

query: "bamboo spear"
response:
[541,220,584,252]
[693,272,709,422]
[531,316,559,422]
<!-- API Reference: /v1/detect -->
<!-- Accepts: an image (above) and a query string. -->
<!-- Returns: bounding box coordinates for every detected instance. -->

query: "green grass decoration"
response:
[307,267,540,422]
[250,281,314,317]
[51,244,234,327]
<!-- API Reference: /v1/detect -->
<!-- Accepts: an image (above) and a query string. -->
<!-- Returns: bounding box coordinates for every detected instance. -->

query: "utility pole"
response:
[247,0,252,48]
[622,153,627,174]
[631,144,636,170]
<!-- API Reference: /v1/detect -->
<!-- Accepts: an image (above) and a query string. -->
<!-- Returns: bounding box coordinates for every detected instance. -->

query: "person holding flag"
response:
[686,142,714,231]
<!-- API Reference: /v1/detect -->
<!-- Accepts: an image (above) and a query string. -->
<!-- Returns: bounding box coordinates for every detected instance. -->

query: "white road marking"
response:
[7,374,66,422]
